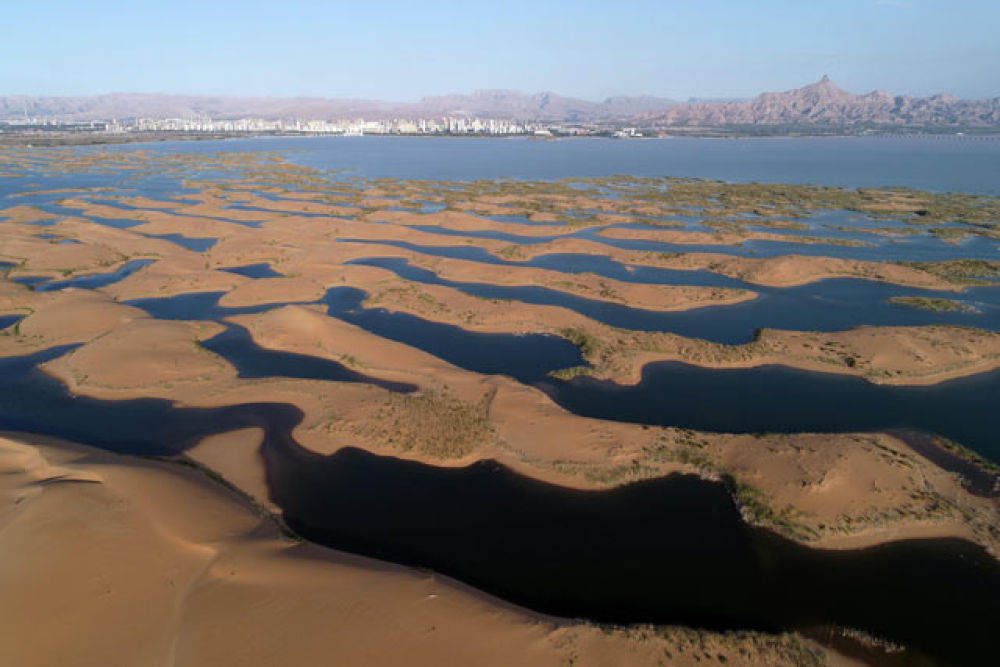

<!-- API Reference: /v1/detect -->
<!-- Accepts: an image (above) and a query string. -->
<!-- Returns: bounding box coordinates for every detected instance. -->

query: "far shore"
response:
[4,127,1000,149]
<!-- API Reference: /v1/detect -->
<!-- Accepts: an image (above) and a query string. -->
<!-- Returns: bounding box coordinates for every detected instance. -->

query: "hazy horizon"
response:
[4,1,999,101]
[1,75,996,104]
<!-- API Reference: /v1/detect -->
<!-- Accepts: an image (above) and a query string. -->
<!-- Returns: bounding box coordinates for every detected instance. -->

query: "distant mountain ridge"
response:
[0,93,396,122]
[645,76,1000,129]
[0,90,676,123]
[2,78,998,130]
[409,90,678,121]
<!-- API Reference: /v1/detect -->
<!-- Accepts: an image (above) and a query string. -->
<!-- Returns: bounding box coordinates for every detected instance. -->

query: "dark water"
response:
[891,430,999,497]
[6,193,264,232]
[275,447,1000,666]
[366,227,992,301]
[0,346,289,458]
[336,238,742,286]
[599,230,1000,263]
[4,135,1000,663]
[126,290,312,322]
[201,323,416,393]
[219,263,283,279]
[10,276,51,288]
[0,346,995,665]
[478,212,572,226]
[79,202,261,231]
[145,233,218,252]
[0,314,22,330]
[566,209,987,252]
[523,252,741,288]
[318,285,1000,464]
[31,259,154,292]
[402,220,1000,262]
[318,287,585,382]
[126,288,584,384]
[350,257,1000,344]
[538,363,1000,462]
[126,286,1000,463]
[225,203,352,220]
[164,283,582,381]
[86,197,188,211]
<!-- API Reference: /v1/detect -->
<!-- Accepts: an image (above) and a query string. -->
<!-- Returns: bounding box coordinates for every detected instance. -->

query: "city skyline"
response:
[6,75,999,137]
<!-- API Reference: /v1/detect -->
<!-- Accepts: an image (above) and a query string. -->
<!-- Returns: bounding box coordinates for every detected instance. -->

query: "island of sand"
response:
[1,146,998,666]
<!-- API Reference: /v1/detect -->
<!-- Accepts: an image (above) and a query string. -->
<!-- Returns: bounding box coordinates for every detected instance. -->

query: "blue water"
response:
[3,137,997,270]
[10,276,51,288]
[219,263,283,279]
[0,314,23,330]
[126,288,586,384]
[202,324,416,392]
[126,290,300,321]
[539,362,1000,462]
[349,257,1000,344]
[145,233,218,252]
[399,221,1000,262]
[121,285,1000,466]
[0,344,995,665]
[2,133,999,665]
[71,135,1000,194]
[319,287,584,381]
[30,259,154,292]
[476,212,571,226]
[225,203,353,220]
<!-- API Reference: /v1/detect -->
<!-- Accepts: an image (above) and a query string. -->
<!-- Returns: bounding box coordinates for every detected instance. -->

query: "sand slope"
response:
[0,433,835,667]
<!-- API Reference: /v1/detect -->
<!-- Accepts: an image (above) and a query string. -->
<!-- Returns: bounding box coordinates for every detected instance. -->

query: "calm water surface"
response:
[3,136,1000,664]
[97,135,1000,193]
[350,256,1000,344]
[124,287,1000,464]
[219,263,284,278]
[0,347,996,665]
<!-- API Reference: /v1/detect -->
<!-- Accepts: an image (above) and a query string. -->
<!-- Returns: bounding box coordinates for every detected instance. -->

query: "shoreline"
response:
[2,146,998,665]
[4,129,1000,150]
[0,430,857,666]
[17,306,997,559]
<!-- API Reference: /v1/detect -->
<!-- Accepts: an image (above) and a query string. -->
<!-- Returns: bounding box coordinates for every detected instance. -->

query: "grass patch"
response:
[370,388,496,459]
[897,259,1000,286]
[726,476,820,542]
[548,365,592,381]
[887,296,973,312]
[558,327,602,358]
[646,435,819,541]
[935,437,1000,475]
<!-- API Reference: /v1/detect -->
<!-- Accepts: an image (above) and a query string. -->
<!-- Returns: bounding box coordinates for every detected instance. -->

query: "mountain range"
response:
[2,78,998,130]
[0,90,677,123]
[644,76,1000,129]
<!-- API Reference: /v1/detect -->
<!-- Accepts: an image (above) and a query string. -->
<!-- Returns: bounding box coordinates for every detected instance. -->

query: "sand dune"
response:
[0,433,837,667]
[1,153,997,665]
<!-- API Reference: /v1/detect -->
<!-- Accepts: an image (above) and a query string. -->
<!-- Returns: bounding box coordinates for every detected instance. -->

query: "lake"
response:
[100,135,1000,194]
[3,135,1000,664]
[0,346,996,666]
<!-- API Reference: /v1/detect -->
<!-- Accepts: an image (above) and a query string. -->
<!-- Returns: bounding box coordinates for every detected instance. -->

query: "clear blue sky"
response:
[3,0,998,100]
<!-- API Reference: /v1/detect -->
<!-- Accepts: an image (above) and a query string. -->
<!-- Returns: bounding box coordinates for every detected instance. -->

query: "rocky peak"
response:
[648,76,999,129]
[795,76,853,103]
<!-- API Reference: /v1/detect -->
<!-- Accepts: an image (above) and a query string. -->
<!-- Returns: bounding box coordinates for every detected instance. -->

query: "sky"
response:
[3,0,999,100]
